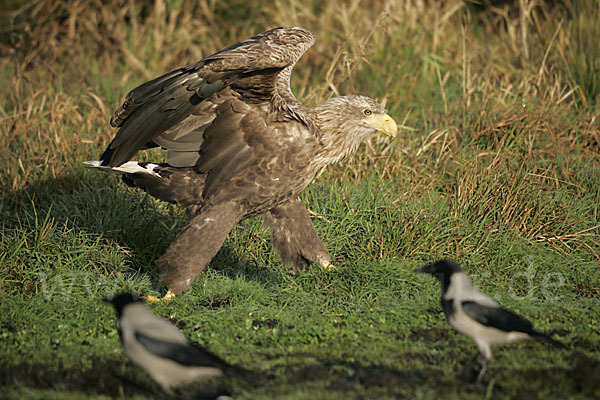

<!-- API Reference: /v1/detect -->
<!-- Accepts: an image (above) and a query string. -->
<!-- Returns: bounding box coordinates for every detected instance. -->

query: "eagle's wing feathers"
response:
[192,97,255,200]
[102,68,237,167]
[196,97,314,208]
[204,27,314,70]
[109,68,197,128]
[101,27,315,167]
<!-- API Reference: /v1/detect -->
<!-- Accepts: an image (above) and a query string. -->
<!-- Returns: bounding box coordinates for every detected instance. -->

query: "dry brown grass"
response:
[1,0,598,256]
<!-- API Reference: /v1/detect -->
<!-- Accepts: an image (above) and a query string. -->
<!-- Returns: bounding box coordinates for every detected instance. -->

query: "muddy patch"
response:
[198,295,231,309]
[571,352,600,395]
[251,318,278,330]
[284,360,433,389]
[2,351,599,398]
[0,357,232,399]
[570,337,600,351]
[352,365,426,387]
[407,327,449,342]
[288,364,331,384]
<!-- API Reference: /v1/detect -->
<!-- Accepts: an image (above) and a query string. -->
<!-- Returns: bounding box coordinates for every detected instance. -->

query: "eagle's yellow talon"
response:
[163,290,176,301]
[145,290,176,303]
[321,261,336,270]
[145,294,161,303]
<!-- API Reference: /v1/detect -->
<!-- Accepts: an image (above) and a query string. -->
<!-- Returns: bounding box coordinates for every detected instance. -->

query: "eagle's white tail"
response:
[84,161,161,177]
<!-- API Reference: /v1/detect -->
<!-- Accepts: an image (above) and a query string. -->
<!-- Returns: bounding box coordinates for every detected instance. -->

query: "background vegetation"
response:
[1,0,599,398]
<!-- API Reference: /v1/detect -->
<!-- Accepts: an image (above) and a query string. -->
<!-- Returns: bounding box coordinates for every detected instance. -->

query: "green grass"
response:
[1,1,600,399]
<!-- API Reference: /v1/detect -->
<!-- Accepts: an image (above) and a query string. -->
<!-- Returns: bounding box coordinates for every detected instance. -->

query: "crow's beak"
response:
[415,264,435,275]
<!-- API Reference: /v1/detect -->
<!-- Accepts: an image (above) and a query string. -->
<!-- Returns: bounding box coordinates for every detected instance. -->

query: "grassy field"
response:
[1,0,599,398]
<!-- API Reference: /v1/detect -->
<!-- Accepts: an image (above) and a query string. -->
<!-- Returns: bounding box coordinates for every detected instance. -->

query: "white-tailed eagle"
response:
[86,27,398,297]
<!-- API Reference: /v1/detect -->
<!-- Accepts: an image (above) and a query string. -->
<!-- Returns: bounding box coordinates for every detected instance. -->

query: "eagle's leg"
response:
[263,196,332,273]
[156,201,244,295]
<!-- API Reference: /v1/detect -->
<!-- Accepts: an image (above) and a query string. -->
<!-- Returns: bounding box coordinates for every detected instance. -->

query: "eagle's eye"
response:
[363,109,372,116]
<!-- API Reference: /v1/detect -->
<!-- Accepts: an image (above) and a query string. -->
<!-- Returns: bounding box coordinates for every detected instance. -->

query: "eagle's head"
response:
[313,95,398,164]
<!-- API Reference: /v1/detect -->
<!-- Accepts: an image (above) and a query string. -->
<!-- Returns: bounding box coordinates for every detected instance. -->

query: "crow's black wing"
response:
[461,301,534,333]
[135,332,230,368]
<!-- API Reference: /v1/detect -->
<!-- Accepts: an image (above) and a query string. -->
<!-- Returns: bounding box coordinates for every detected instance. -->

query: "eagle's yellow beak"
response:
[365,113,398,138]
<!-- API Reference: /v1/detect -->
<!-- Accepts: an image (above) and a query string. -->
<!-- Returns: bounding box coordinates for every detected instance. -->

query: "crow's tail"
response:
[533,332,566,349]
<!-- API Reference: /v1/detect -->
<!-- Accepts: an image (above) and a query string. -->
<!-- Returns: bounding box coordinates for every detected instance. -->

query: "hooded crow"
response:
[103,293,247,392]
[416,259,565,383]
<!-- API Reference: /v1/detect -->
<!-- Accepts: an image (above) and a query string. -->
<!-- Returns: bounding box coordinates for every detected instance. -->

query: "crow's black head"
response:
[103,293,142,317]
[415,259,463,276]
[415,259,464,291]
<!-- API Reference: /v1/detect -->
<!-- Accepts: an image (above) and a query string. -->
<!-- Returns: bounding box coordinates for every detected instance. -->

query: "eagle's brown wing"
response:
[100,27,315,167]
[193,94,318,209]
